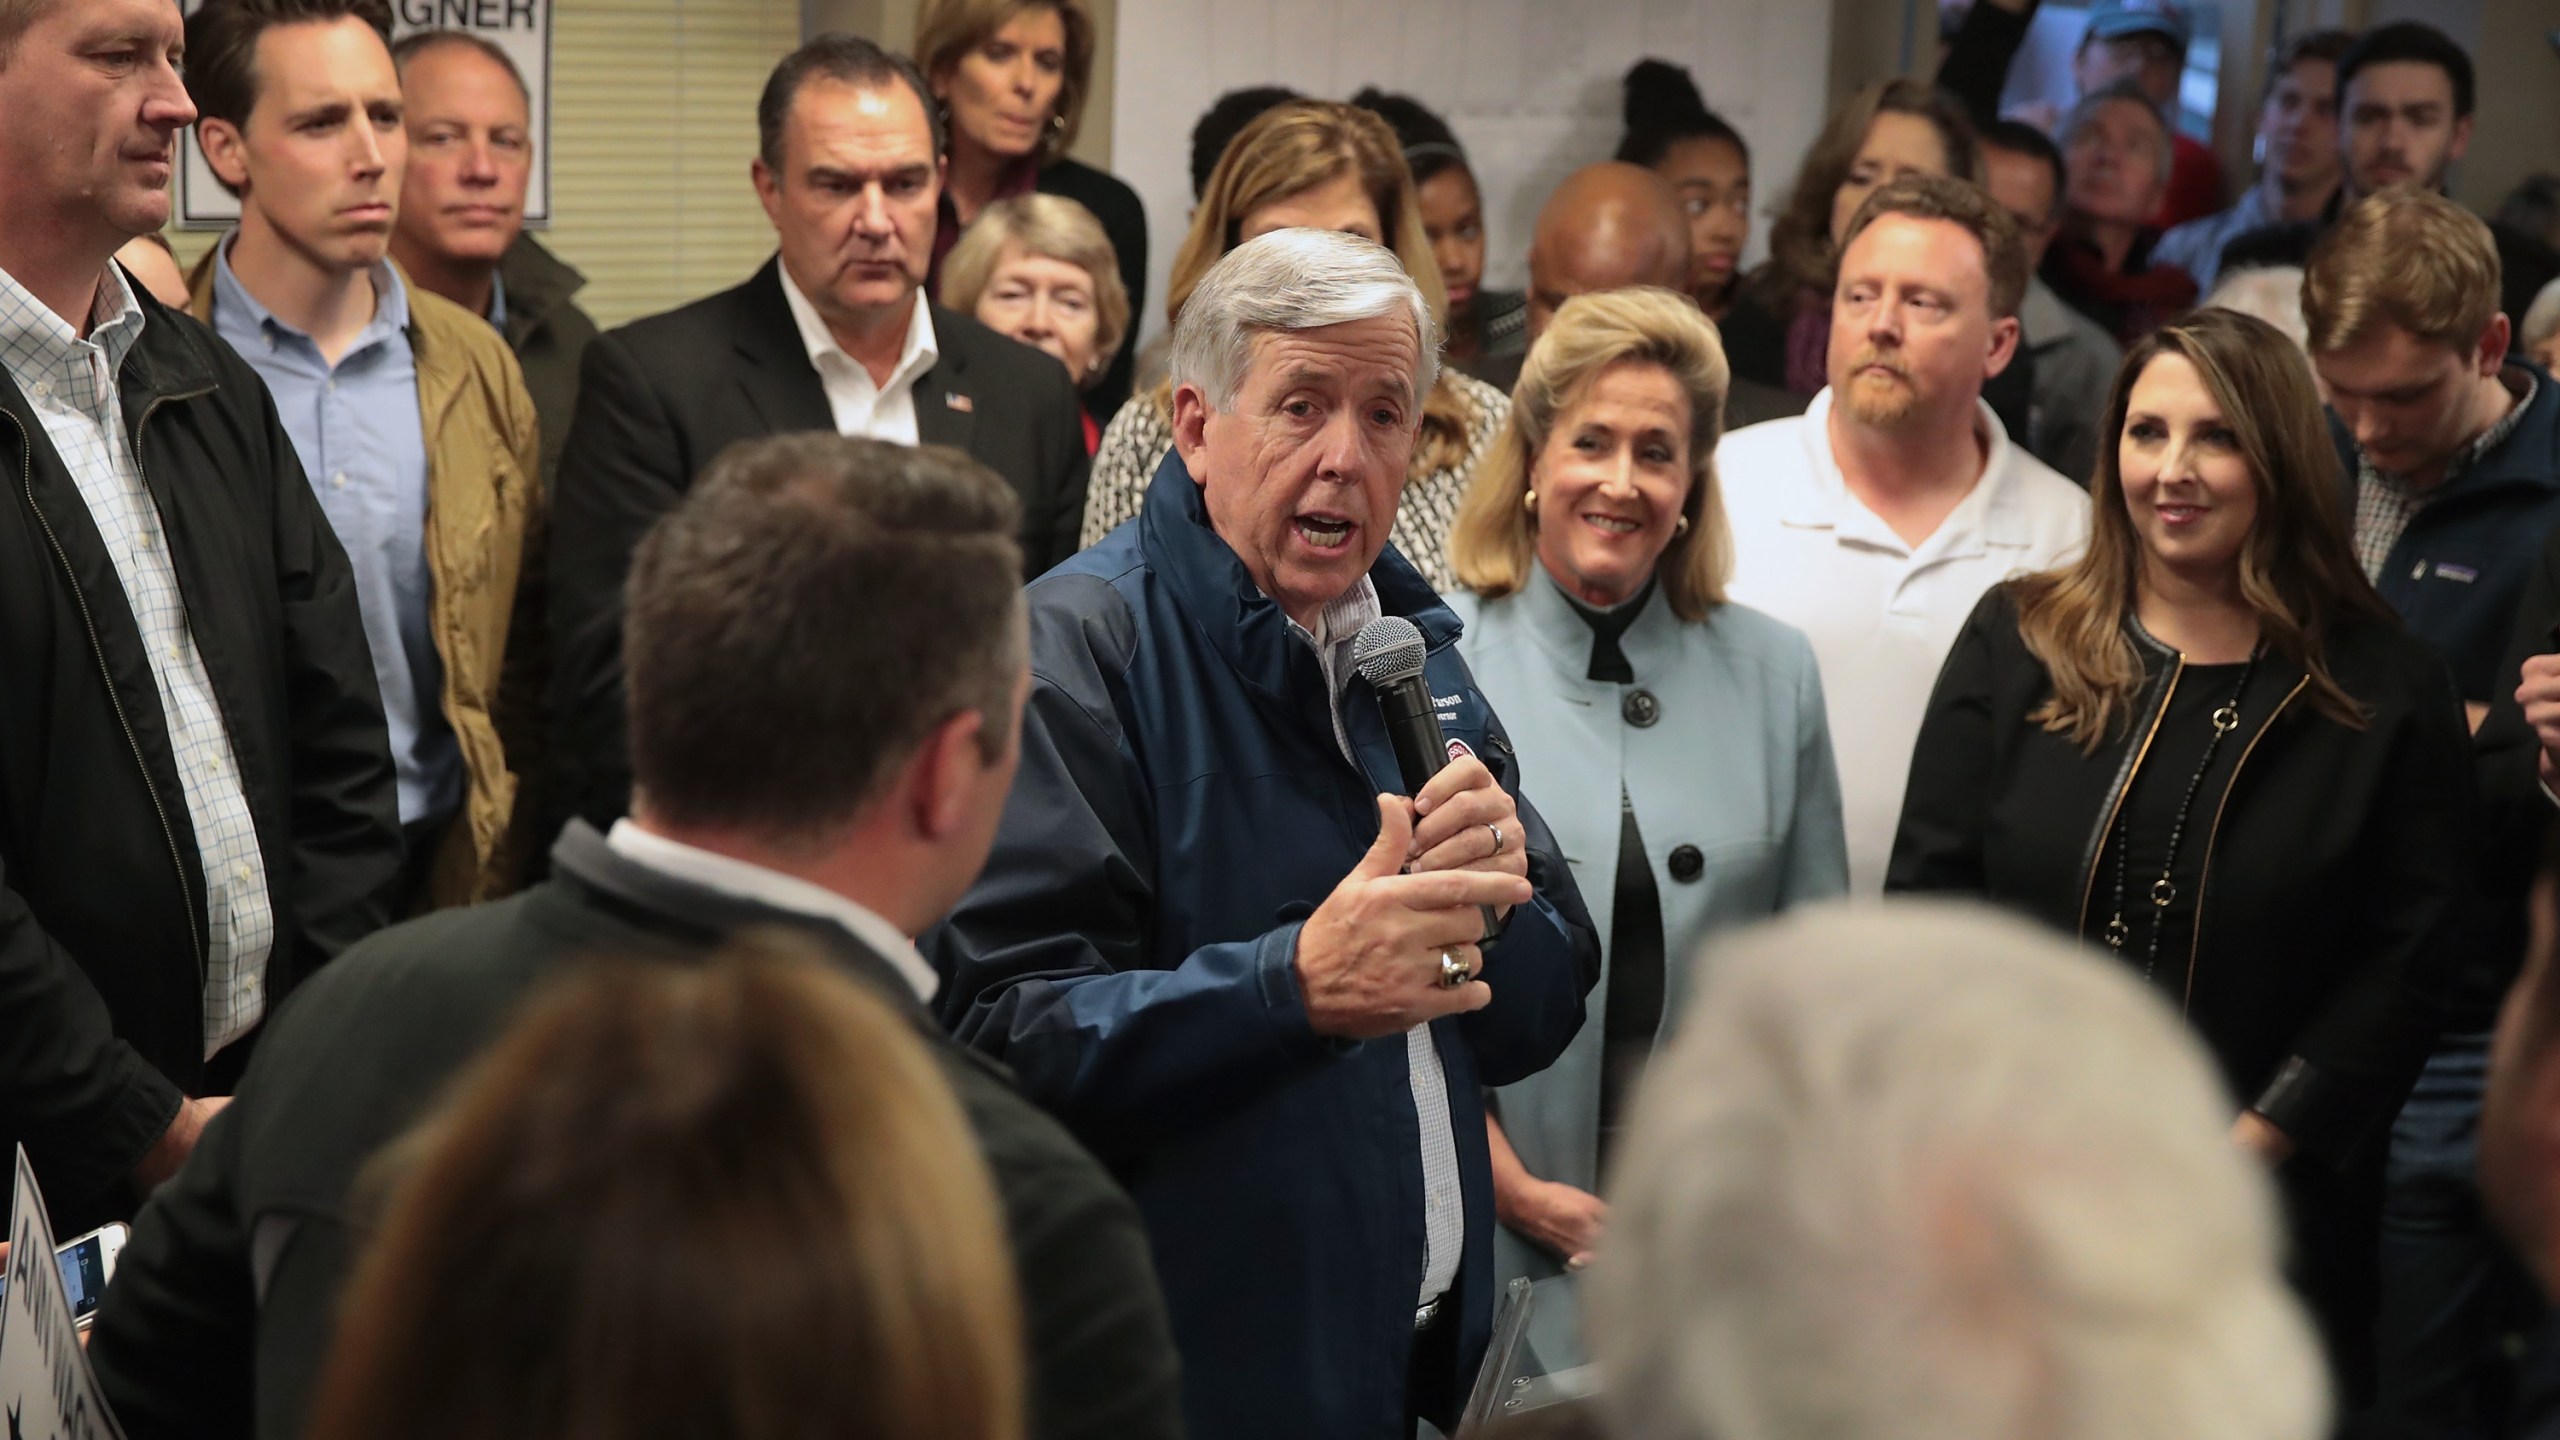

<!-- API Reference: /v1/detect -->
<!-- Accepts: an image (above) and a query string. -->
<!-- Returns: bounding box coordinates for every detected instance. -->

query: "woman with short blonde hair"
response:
[1451,290,1734,620]
[1074,99,1507,590]
[913,0,1147,418]
[941,194,1129,450]
[1450,289,1847,1306]
[300,934,1025,1440]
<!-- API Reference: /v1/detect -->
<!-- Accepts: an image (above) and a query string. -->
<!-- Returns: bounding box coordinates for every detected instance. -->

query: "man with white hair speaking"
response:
[928,228,1599,1440]
[1591,902,2331,1440]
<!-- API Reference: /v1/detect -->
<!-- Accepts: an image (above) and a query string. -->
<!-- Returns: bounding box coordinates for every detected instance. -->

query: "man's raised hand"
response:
[1293,795,1531,1040]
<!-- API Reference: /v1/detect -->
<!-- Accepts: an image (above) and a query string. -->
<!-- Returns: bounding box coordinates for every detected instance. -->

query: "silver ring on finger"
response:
[1439,949,1472,989]
[1486,822,1504,856]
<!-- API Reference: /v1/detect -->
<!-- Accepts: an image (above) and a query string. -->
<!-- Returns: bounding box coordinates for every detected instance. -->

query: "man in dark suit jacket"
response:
[551,33,1089,831]
[89,434,1183,1440]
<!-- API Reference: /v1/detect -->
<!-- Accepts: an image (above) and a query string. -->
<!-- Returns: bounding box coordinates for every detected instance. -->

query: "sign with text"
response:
[178,0,553,228]
[0,1148,126,1440]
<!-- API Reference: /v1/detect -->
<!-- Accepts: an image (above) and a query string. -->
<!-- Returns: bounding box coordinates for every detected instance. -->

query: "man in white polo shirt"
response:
[1721,174,2090,893]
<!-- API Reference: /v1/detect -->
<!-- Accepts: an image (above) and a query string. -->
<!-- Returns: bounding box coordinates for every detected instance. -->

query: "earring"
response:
[1522,489,1538,514]
[1049,113,1068,135]
[1675,514,1691,536]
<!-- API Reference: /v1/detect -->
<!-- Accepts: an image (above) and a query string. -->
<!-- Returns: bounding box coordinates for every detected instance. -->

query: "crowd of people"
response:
[6,0,2560,1436]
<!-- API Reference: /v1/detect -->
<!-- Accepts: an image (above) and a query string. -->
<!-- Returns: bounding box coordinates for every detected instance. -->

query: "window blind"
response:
[543,0,802,327]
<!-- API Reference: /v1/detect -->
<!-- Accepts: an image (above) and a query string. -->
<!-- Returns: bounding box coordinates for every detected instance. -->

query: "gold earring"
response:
[1675,514,1691,536]
[1522,489,1537,514]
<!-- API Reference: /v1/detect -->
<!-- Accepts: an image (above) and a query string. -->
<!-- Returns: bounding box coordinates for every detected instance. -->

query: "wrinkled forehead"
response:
[22,0,180,52]
[399,38,532,123]
[1838,214,1990,298]
[788,76,935,165]
[2071,95,2167,147]
[1240,315,1424,403]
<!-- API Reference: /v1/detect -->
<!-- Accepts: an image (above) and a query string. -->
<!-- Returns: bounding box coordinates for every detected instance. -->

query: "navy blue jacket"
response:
[2335,364,2560,702]
[927,453,1598,1440]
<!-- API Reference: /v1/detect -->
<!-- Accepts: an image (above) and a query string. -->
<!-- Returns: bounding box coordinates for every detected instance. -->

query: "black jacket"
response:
[549,258,1091,830]
[1888,585,2474,1164]
[1036,157,1147,424]
[928,459,1597,1439]
[86,821,1184,1440]
[2334,363,2560,704]
[0,274,400,1233]
[2473,522,2560,1016]
[496,233,599,492]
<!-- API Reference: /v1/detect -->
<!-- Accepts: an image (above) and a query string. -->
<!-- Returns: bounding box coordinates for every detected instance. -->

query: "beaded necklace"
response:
[2103,647,2263,980]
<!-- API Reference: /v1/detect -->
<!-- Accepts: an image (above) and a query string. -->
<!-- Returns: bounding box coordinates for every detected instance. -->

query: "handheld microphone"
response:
[1351,617,1501,944]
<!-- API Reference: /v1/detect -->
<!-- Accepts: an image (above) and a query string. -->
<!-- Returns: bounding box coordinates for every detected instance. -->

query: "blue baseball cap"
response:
[2084,0,2192,54]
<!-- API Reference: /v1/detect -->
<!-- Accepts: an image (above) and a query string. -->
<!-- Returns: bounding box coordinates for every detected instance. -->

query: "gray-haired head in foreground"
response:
[1168,228,1442,412]
[2523,275,2560,357]
[1588,901,2327,1440]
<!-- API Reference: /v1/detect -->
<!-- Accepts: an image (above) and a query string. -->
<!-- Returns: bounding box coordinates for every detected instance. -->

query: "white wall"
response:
[1108,0,1833,346]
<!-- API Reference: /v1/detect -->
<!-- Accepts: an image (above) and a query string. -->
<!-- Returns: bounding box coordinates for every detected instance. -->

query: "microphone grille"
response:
[1351,616,1428,688]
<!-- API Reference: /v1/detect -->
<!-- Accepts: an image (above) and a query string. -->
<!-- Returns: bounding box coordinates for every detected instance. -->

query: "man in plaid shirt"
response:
[0,0,401,1232]
[2305,185,2560,1437]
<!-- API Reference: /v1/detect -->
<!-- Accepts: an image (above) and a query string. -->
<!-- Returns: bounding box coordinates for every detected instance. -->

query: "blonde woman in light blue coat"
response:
[1447,289,1847,1354]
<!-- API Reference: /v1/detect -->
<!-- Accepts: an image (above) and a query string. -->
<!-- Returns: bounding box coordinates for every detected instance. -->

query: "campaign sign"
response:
[178,0,554,227]
[0,1148,126,1440]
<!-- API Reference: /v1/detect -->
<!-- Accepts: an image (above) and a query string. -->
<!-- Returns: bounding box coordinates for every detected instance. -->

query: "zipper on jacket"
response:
[2076,657,2184,938]
[7,403,209,980]
[2179,675,2309,1013]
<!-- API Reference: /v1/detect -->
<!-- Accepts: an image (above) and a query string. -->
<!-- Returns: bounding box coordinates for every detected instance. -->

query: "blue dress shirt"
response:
[211,241,460,828]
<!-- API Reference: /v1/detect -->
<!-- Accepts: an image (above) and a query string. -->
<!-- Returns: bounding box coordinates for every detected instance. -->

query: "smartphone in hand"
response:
[0,1223,130,1329]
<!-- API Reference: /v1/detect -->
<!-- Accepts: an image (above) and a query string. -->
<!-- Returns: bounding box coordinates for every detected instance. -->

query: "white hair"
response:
[2205,265,2311,352]
[1587,901,2329,1440]
[2524,276,2560,356]
[1166,227,1441,411]
[2063,79,2175,187]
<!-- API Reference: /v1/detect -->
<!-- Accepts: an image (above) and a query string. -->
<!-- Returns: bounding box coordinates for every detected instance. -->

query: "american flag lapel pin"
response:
[945,392,974,413]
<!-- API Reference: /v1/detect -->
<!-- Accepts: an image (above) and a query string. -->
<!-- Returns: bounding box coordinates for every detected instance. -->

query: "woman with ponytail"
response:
[1614,60,1752,320]
[1355,88,1528,382]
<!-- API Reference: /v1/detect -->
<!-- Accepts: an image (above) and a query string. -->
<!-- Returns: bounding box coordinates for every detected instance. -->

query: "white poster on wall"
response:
[178,0,553,229]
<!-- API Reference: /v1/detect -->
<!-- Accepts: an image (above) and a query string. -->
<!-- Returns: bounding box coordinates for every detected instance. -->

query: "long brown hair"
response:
[1153,99,1473,475]
[1742,78,1979,323]
[2015,308,2391,750]
[301,933,1024,1440]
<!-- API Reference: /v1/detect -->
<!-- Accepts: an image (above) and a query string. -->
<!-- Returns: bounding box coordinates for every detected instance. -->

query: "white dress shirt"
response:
[1719,389,2091,894]
[0,262,275,1057]
[776,262,939,446]
[1292,578,1465,1308]
[604,820,938,1003]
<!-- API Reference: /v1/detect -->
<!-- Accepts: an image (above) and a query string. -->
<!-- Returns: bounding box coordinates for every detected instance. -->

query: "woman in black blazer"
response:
[914,0,1149,423]
[1887,308,2475,1402]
